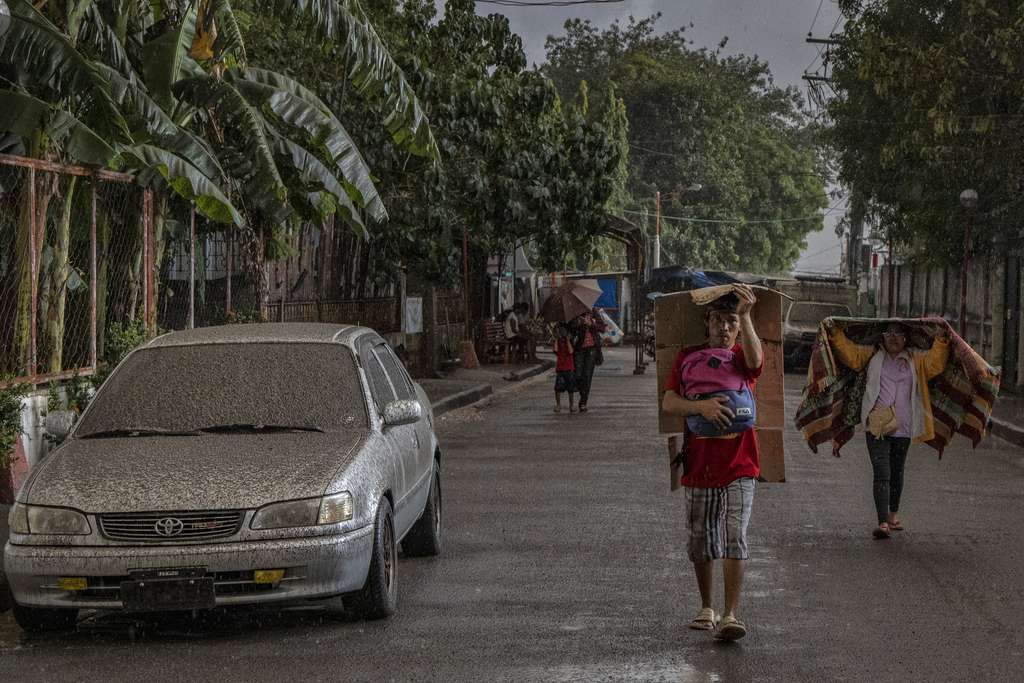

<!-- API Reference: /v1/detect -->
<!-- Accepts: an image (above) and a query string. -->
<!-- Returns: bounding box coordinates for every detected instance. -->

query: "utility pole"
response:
[652,191,662,270]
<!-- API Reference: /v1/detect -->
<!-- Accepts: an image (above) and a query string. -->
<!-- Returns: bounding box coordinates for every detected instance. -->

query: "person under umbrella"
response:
[568,308,606,413]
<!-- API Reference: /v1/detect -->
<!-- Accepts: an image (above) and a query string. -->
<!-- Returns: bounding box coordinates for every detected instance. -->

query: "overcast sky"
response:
[453,0,847,274]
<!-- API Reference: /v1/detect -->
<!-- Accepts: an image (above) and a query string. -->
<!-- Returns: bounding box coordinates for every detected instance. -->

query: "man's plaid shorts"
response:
[684,477,756,563]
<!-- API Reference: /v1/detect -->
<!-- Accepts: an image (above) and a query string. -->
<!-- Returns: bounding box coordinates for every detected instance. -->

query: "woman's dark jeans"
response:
[574,346,598,406]
[865,434,911,524]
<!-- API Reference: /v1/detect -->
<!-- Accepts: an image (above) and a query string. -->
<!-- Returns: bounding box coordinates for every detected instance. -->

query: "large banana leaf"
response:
[272,135,367,239]
[78,4,141,85]
[227,68,384,221]
[97,64,225,180]
[122,144,242,225]
[261,0,439,161]
[211,0,247,64]
[174,74,289,208]
[0,90,116,166]
[0,0,127,141]
[141,0,198,108]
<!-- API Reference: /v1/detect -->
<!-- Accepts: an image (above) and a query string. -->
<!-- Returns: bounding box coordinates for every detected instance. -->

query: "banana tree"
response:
[0,0,437,374]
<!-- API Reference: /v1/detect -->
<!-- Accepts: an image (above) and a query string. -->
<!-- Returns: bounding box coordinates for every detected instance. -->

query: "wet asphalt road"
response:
[2,347,1023,682]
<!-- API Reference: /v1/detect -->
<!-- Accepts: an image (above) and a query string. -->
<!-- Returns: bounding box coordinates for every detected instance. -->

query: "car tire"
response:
[345,497,398,620]
[401,465,443,558]
[12,604,79,633]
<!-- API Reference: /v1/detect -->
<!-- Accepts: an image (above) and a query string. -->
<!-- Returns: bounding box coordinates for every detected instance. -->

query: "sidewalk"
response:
[420,356,554,416]
[990,391,1024,450]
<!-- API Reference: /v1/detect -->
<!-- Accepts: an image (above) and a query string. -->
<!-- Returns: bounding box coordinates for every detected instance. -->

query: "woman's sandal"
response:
[888,520,904,531]
[873,523,891,539]
[714,615,747,641]
[688,607,717,631]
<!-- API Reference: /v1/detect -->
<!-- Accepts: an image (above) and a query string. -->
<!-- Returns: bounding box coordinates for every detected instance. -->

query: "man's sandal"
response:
[714,614,747,641]
[688,607,717,631]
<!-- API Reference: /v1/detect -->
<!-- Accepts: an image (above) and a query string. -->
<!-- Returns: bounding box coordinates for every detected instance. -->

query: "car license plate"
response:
[121,568,215,611]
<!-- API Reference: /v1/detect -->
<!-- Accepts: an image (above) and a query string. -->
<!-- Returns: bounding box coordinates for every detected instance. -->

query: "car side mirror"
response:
[45,410,77,440]
[382,400,422,427]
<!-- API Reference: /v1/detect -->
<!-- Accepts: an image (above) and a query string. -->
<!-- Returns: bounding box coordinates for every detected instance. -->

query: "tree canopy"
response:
[828,0,1024,265]
[544,14,829,274]
[246,0,628,282]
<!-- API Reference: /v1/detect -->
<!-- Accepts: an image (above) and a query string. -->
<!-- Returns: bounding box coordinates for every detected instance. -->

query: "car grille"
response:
[98,510,244,542]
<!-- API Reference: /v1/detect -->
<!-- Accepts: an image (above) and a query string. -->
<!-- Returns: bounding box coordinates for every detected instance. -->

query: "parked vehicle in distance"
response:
[783,301,853,371]
[4,323,443,632]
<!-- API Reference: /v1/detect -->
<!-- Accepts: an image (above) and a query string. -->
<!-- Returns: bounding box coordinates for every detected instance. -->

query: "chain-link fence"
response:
[0,155,146,385]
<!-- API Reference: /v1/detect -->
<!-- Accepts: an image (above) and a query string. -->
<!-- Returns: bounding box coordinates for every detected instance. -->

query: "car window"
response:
[76,343,369,434]
[375,345,414,401]
[361,347,397,409]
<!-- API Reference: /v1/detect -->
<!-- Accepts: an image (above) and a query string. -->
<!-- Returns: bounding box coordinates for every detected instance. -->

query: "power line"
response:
[798,243,843,261]
[619,203,846,226]
[807,0,827,38]
[475,0,625,6]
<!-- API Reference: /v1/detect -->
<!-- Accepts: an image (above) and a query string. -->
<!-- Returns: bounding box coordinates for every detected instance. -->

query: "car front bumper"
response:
[3,526,373,610]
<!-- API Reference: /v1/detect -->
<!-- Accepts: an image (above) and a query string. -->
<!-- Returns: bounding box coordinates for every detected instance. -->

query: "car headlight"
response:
[251,492,354,530]
[8,503,91,535]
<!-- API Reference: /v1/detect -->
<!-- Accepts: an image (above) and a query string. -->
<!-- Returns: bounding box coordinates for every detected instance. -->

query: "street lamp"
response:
[958,188,978,338]
[653,183,702,270]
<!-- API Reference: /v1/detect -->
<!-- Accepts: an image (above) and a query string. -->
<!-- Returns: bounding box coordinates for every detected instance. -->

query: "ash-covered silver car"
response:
[4,323,443,632]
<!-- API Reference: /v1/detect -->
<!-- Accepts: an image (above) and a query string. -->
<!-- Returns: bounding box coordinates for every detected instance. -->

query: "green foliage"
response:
[0,0,437,239]
[103,320,149,368]
[244,0,627,282]
[544,14,829,273]
[225,306,263,324]
[0,381,31,469]
[829,0,1024,265]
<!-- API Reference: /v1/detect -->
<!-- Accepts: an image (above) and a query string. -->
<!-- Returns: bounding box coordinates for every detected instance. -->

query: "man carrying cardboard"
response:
[661,284,763,642]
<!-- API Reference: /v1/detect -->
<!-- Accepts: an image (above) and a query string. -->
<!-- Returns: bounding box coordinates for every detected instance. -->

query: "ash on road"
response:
[2,347,1022,682]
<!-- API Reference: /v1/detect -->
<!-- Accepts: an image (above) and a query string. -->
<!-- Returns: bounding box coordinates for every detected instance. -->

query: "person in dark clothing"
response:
[569,309,606,413]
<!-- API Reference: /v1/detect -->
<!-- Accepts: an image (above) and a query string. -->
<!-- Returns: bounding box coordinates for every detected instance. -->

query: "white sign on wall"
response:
[404,297,423,334]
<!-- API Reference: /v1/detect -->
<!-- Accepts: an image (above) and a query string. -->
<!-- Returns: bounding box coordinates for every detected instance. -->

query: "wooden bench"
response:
[482,320,512,364]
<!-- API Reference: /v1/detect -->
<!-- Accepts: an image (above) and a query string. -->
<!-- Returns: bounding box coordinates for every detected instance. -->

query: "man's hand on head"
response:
[734,284,756,316]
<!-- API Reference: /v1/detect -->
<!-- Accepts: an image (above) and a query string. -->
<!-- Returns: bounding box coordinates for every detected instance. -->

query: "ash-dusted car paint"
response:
[4,323,440,613]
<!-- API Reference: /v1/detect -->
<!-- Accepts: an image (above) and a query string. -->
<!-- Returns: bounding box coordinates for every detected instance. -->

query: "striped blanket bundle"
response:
[795,316,1001,456]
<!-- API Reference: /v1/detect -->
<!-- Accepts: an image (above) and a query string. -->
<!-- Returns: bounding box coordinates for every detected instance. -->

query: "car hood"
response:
[22,431,368,512]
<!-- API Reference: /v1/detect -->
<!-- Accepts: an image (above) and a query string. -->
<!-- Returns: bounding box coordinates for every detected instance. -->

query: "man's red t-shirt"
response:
[664,344,762,488]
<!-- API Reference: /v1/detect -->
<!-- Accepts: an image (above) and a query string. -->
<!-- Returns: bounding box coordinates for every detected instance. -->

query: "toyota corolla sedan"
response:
[4,323,442,632]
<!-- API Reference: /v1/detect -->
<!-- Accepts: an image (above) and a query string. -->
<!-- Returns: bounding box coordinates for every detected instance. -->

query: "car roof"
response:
[144,323,376,349]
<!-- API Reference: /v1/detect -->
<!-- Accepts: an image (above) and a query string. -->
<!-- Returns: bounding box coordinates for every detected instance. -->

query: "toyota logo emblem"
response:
[154,517,185,537]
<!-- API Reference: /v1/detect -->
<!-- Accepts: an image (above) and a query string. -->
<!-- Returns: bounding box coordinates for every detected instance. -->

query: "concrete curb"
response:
[1,503,9,613]
[504,360,554,382]
[990,417,1024,448]
[432,384,494,417]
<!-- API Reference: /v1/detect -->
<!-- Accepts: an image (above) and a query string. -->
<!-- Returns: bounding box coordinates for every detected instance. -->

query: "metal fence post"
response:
[90,179,98,369]
[225,231,233,316]
[141,189,150,330]
[144,188,155,335]
[189,205,196,329]
[28,167,37,379]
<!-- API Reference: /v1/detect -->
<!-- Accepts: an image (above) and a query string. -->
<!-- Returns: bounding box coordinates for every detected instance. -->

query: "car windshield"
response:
[787,303,851,325]
[76,342,368,437]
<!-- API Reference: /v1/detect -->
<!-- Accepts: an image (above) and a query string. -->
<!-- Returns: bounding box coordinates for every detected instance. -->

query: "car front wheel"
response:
[12,604,79,633]
[346,497,398,619]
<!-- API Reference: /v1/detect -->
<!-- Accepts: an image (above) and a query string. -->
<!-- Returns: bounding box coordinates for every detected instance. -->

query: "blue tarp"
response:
[595,277,618,309]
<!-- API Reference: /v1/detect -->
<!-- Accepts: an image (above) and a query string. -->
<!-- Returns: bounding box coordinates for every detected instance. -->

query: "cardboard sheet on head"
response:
[655,285,786,487]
